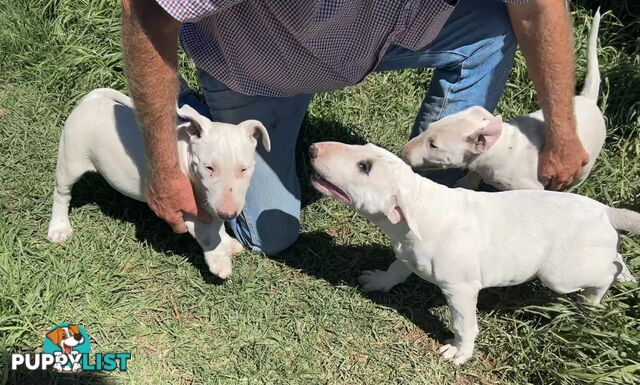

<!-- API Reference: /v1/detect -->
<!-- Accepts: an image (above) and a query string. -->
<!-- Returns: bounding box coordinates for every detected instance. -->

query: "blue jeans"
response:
[179,0,516,255]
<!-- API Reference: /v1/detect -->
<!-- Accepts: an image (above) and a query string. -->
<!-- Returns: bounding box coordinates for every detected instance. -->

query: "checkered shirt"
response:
[156,0,526,97]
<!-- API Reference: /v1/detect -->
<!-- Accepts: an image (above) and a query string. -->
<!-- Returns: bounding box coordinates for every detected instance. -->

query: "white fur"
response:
[310,141,636,365]
[47,88,270,278]
[402,11,605,191]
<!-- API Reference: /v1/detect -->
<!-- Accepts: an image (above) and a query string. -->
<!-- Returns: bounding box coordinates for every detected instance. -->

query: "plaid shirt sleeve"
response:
[156,0,245,22]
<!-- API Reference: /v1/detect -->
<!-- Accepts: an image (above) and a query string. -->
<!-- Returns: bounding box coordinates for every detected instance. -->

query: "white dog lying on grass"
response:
[401,11,605,191]
[47,88,270,279]
[310,141,636,365]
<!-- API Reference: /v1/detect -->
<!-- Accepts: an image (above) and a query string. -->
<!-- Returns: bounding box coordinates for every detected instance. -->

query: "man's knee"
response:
[256,209,300,255]
[232,208,300,255]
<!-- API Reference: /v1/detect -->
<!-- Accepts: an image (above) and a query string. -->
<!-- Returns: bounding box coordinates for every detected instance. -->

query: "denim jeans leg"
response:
[376,0,517,138]
[196,70,313,255]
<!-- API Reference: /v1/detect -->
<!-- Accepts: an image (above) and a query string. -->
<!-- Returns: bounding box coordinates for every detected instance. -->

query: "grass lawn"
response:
[1,1,639,384]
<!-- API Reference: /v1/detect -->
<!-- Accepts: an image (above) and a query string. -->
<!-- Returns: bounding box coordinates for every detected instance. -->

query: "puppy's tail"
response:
[579,9,601,102]
[79,88,132,106]
[607,207,640,234]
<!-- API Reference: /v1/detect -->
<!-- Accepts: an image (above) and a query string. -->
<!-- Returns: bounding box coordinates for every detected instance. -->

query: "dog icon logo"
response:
[43,323,91,372]
[11,323,130,372]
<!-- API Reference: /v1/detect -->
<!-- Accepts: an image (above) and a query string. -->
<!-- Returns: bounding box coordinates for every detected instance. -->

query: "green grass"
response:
[1,1,639,384]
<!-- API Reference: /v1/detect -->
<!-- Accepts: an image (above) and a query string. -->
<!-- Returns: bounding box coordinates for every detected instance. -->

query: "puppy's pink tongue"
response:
[63,344,72,354]
[312,175,350,203]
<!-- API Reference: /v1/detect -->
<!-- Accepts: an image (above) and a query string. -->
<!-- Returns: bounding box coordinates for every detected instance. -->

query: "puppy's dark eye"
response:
[206,165,215,173]
[357,160,372,175]
[428,140,438,149]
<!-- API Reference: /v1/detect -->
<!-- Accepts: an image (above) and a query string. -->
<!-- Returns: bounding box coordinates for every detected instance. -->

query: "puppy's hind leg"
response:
[47,136,92,243]
[439,285,480,365]
[579,253,630,304]
[359,259,413,293]
[579,272,615,305]
[579,283,612,304]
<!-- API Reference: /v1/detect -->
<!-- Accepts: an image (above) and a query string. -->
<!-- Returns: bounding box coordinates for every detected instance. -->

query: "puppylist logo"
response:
[11,323,131,372]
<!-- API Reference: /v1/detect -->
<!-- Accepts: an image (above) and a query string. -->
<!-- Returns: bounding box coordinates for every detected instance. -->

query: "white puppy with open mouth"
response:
[47,88,270,279]
[401,11,605,191]
[310,141,636,365]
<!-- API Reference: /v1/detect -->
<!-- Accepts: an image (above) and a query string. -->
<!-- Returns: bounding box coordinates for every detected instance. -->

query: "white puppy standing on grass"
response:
[401,10,605,191]
[47,88,271,279]
[310,141,636,365]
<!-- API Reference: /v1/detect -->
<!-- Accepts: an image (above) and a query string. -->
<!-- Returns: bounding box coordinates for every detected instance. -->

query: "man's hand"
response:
[122,0,210,231]
[508,0,589,190]
[539,132,589,190]
[145,170,209,233]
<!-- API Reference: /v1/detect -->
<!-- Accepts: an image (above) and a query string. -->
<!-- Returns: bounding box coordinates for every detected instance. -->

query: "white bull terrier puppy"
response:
[401,11,605,191]
[309,141,636,365]
[47,88,271,279]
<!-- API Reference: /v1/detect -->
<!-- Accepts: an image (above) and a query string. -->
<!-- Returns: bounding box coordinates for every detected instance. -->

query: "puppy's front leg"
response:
[359,259,413,293]
[185,217,233,279]
[439,286,480,365]
[219,225,245,256]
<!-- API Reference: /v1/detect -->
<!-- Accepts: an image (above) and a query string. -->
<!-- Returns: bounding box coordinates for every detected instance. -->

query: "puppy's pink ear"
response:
[240,120,271,152]
[386,205,404,224]
[385,194,422,240]
[465,106,495,121]
[468,116,502,152]
[177,104,204,138]
[183,121,202,138]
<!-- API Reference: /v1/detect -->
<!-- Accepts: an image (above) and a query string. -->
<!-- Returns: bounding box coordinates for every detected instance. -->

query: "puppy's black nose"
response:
[309,144,318,159]
[74,334,83,342]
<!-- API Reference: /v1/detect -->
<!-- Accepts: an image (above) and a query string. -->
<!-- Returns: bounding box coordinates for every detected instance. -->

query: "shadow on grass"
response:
[601,61,640,138]
[68,173,216,283]
[575,1,640,56]
[279,230,564,342]
[574,0,640,140]
[68,116,371,284]
[67,115,568,345]
[5,365,114,385]
[68,172,569,345]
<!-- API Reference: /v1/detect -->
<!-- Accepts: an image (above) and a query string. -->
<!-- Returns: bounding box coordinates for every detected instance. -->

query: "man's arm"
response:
[508,0,588,190]
[122,0,204,232]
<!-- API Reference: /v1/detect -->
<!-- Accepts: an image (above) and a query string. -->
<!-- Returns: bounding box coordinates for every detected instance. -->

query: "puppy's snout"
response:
[309,144,318,159]
[400,140,419,166]
[217,211,238,221]
[74,334,83,342]
[310,142,344,162]
[399,146,410,163]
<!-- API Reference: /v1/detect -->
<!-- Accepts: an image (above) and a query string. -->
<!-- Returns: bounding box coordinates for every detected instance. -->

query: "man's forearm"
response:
[122,0,182,176]
[508,0,576,141]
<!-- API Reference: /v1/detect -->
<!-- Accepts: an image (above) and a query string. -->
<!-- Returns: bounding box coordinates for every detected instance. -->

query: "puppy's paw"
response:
[438,341,473,365]
[615,261,637,283]
[616,270,637,283]
[225,237,245,255]
[205,253,232,279]
[47,222,73,243]
[358,270,395,293]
